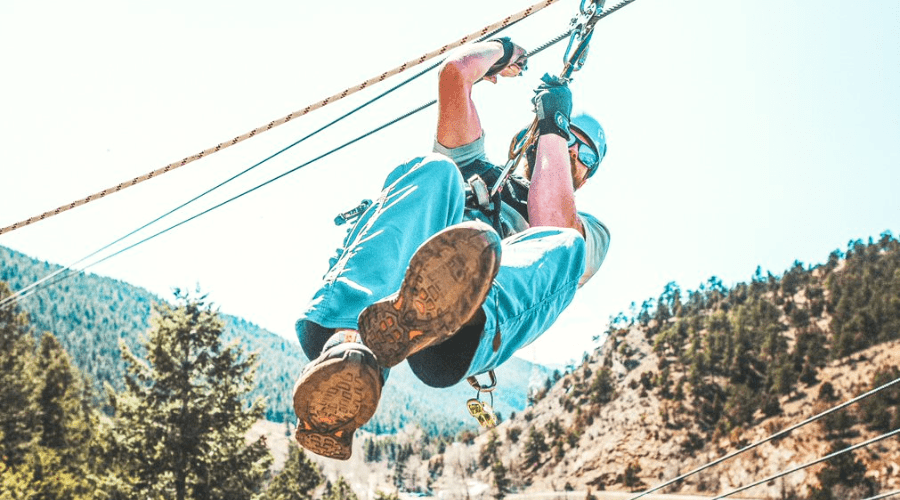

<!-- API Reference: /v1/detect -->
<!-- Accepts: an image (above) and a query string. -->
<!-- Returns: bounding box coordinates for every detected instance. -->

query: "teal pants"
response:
[296,154,585,387]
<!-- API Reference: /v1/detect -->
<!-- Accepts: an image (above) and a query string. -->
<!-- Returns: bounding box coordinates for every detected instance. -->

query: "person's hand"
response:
[532,74,572,138]
[483,40,528,84]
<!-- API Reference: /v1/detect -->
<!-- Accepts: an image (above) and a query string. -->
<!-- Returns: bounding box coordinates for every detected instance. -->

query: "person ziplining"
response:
[292,2,612,460]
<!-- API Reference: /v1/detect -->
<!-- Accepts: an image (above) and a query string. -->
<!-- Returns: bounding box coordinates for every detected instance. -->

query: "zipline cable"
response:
[3,100,438,304]
[4,1,635,309]
[864,490,900,500]
[710,427,900,499]
[0,0,564,237]
[3,0,641,310]
[0,15,533,311]
[628,375,900,499]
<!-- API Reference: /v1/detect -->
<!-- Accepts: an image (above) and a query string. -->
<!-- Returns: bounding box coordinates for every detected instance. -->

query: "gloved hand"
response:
[532,74,572,139]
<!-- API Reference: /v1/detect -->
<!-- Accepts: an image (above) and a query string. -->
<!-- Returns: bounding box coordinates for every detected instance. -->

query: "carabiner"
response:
[580,0,604,16]
[467,370,498,393]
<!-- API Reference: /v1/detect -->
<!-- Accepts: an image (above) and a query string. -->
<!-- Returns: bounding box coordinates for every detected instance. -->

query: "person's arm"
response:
[529,134,583,236]
[436,39,526,149]
[527,75,584,236]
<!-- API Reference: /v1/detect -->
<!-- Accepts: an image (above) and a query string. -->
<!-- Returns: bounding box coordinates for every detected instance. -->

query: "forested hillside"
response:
[412,232,900,499]
[0,245,547,436]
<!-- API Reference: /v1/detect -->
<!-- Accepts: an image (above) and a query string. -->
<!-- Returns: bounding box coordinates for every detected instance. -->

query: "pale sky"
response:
[1,0,898,367]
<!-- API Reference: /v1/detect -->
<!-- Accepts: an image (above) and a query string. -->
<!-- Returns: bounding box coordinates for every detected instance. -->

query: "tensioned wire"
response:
[2,4,896,493]
[0,12,530,310]
[864,490,900,500]
[628,375,900,499]
[711,427,900,499]
[1,100,438,307]
[0,0,564,236]
[1,0,641,310]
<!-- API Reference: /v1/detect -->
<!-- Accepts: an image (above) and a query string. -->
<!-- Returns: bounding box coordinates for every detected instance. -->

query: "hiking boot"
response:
[358,221,501,368]
[293,331,383,460]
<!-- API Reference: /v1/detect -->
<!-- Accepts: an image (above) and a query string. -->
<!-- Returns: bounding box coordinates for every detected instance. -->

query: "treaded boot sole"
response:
[359,221,501,367]
[292,346,381,460]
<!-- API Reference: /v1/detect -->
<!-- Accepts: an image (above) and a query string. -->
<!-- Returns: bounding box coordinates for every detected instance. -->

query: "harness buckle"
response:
[467,174,493,211]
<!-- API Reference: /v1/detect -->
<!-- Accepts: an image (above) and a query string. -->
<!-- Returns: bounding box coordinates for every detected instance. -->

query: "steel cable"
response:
[1,100,437,306]
[628,375,900,499]
[711,427,900,499]
[0,15,531,311]
[0,0,563,236]
[4,0,630,309]
[864,490,900,500]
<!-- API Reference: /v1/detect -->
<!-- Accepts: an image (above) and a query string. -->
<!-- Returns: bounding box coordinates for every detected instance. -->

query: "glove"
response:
[532,74,572,139]
[484,37,527,79]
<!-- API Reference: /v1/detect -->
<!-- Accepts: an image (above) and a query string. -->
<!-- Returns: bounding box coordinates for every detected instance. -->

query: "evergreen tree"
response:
[35,333,93,454]
[807,441,875,500]
[523,427,548,468]
[491,459,511,499]
[29,332,99,499]
[320,476,359,500]
[107,290,271,500]
[0,282,38,469]
[263,443,323,500]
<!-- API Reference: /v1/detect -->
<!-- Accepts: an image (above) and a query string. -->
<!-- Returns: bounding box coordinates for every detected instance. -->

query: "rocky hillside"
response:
[355,233,900,499]
[445,330,899,498]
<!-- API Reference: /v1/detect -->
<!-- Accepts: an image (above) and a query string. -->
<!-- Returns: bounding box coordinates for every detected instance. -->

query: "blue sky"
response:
[1,0,898,367]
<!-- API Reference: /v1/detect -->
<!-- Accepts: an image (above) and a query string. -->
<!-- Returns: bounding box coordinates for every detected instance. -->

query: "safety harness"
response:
[336,0,612,429]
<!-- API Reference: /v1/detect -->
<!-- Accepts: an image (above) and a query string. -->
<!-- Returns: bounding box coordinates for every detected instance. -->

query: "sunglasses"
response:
[567,133,600,177]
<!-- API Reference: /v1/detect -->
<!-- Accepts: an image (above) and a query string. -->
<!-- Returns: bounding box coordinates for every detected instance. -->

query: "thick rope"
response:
[0,0,562,237]
[1,0,633,307]
[3,100,437,307]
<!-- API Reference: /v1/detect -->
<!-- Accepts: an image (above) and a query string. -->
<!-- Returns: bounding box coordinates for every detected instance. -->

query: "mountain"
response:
[333,232,899,498]
[0,245,551,437]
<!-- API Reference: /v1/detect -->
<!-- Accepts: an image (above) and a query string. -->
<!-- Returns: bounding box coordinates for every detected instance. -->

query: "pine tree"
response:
[263,442,323,500]
[807,441,875,500]
[107,290,271,500]
[523,427,548,468]
[320,476,359,500]
[0,282,38,469]
[491,459,511,499]
[29,332,99,499]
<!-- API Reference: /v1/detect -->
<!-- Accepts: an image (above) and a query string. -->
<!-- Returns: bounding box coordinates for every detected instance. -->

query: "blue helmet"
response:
[509,112,607,179]
[570,112,607,178]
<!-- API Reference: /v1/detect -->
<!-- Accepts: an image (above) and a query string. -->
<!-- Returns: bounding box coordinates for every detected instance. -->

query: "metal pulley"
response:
[562,0,606,80]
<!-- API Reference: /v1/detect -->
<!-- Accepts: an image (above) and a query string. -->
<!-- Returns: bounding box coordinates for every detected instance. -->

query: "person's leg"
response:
[358,222,501,367]
[294,154,471,460]
[295,153,468,361]
[407,227,586,387]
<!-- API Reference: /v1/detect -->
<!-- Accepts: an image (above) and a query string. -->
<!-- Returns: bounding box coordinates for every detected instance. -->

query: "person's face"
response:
[569,127,599,191]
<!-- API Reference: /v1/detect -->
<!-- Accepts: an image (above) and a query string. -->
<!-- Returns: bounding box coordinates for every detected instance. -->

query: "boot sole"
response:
[359,221,501,367]
[292,347,381,460]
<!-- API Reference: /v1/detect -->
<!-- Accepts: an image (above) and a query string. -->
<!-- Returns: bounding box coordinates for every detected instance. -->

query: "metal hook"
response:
[467,370,498,393]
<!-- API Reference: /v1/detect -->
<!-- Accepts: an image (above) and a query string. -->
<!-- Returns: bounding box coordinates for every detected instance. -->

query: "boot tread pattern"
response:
[292,348,381,460]
[359,223,500,368]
